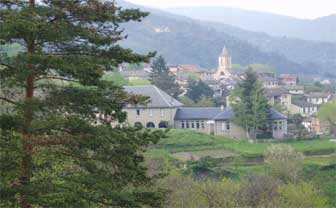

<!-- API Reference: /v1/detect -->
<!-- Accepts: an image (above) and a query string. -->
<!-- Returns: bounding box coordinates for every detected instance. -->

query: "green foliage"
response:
[150,56,182,98]
[102,72,129,86]
[0,1,165,207]
[276,182,328,208]
[232,70,271,139]
[264,144,304,183]
[186,80,214,102]
[318,99,336,135]
[178,96,215,107]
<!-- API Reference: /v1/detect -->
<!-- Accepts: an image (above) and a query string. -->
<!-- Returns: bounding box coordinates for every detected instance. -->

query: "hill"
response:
[117,1,336,76]
[166,7,336,43]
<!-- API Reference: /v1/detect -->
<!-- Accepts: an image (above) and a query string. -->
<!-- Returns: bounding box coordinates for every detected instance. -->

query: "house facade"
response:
[124,85,288,139]
[124,85,183,128]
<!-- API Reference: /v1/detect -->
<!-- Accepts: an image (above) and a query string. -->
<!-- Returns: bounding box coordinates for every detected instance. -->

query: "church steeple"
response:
[221,46,229,57]
[214,46,232,80]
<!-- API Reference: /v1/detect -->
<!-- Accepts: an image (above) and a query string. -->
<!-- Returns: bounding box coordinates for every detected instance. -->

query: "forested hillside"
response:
[117,1,336,76]
[167,7,336,42]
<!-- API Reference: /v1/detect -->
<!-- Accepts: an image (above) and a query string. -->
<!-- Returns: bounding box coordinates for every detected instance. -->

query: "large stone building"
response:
[124,85,183,128]
[124,85,288,139]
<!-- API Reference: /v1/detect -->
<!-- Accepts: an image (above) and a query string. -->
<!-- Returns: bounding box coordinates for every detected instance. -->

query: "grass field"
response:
[152,129,336,158]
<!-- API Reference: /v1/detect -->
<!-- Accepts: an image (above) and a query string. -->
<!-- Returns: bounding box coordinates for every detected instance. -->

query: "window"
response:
[160,109,165,117]
[221,123,225,131]
[226,122,230,130]
[148,109,153,117]
[186,121,190,129]
[181,121,185,128]
[136,109,140,116]
[273,121,278,130]
[278,121,282,130]
[191,121,195,129]
[201,121,205,129]
[196,121,200,129]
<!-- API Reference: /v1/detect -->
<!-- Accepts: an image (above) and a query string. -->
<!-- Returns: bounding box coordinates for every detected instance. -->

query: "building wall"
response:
[174,120,211,134]
[214,121,246,139]
[272,119,288,139]
[125,108,177,128]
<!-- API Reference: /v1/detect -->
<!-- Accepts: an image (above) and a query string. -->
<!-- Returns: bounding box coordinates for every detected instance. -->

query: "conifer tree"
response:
[232,70,271,139]
[0,1,164,207]
[150,55,181,98]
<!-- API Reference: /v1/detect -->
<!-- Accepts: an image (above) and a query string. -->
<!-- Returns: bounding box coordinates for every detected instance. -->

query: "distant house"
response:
[265,87,292,110]
[279,74,297,86]
[305,93,331,105]
[285,85,304,95]
[290,100,318,116]
[302,114,330,135]
[123,85,288,139]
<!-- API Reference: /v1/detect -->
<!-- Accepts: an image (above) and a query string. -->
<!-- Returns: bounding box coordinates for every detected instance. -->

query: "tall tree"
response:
[186,80,214,102]
[150,55,181,98]
[0,1,165,207]
[231,70,271,139]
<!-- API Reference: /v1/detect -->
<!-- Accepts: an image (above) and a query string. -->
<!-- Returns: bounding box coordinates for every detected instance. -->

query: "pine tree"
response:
[232,70,271,139]
[150,55,181,98]
[0,1,165,207]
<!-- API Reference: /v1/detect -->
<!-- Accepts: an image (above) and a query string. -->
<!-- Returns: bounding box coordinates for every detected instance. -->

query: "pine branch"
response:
[34,76,78,83]
[0,96,18,105]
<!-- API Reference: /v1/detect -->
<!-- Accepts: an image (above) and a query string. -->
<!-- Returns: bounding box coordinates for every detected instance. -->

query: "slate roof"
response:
[174,107,286,121]
[265,87,289,97]
[292,100,317,107]
[174,107,224,120]
[124,85,183,108]
[305,93,330,98]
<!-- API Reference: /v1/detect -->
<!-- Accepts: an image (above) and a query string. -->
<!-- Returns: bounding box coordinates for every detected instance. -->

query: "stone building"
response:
[123,85,288,139]
[124,85,183,128]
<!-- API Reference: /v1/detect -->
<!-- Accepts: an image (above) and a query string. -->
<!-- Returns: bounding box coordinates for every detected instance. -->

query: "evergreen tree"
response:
[186,80,214,102]
[150,55,181,98]
[232,70,271,139]
[0,1,165,207]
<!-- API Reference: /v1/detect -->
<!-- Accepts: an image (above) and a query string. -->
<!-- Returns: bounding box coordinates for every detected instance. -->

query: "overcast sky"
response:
[126,0,336,19]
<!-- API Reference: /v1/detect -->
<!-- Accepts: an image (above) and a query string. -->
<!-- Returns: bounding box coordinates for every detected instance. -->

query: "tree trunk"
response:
[20,1,35,206]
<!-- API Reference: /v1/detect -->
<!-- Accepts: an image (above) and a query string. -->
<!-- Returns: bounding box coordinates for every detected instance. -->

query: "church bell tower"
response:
[214,46,232,80]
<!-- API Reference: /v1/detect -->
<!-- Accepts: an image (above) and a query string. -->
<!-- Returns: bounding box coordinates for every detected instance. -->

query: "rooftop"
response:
[305,92,330,98]
[124,85,183,108]
[292,99,317,107]
[175,107,287,121]
[265,87,289,97]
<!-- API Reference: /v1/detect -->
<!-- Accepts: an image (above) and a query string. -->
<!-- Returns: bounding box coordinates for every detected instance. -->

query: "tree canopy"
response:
[231,70,271,139]
[0,1,165,207]
[318,99,336,136]
[150,55,181,98]
[186,79,214,102]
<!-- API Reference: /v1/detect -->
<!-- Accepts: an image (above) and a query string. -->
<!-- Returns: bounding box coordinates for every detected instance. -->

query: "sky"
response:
[126,0,336,19]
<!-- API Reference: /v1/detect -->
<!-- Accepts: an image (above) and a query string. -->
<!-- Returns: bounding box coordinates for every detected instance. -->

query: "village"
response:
[116,47,335,140]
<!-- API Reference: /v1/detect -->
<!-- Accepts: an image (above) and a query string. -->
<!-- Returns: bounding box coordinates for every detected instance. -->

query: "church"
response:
[213,46,233,80]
